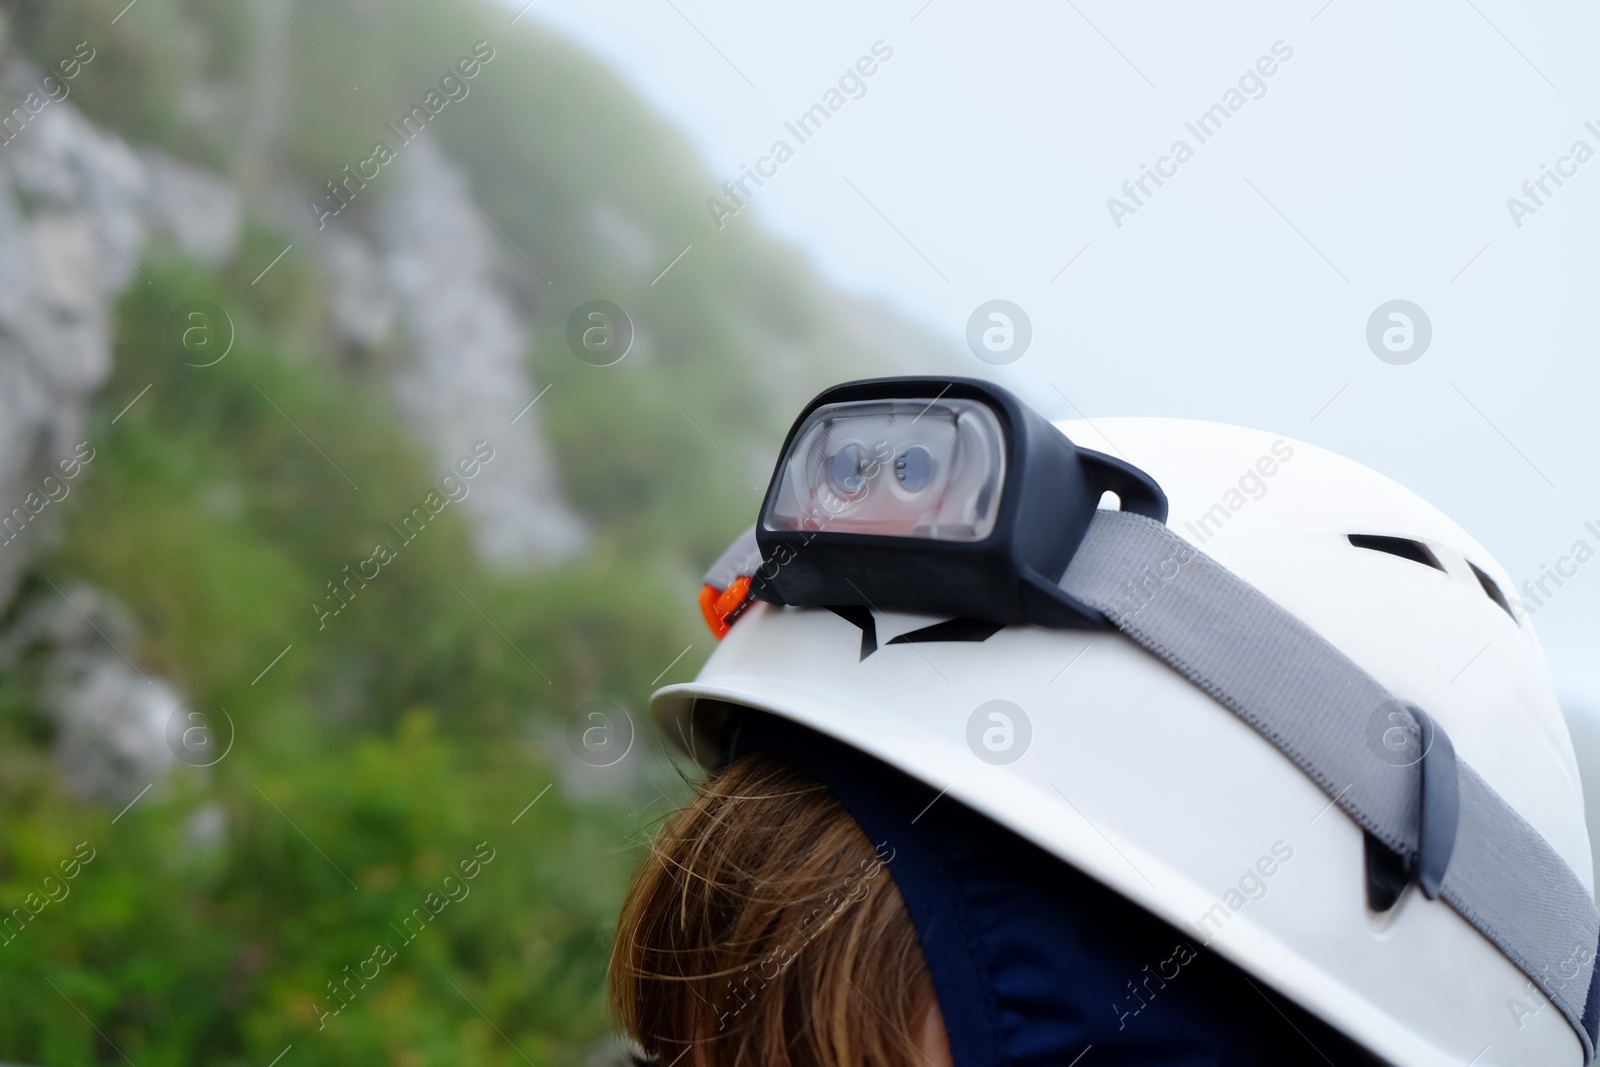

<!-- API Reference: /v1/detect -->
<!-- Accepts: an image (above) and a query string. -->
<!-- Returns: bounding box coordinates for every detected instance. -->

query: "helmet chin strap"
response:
[1059,508,1600,1059]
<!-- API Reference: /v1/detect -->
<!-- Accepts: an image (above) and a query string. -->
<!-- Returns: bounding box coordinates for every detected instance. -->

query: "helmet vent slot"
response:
[1466,560,1518,624]
[1346,534,1444,572]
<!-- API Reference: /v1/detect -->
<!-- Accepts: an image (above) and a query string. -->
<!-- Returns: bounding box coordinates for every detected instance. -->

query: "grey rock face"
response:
[0,70,239,807]
[141,149,242,266]
[0,66,584,811]
[0,582,184,805]
[363,133,586,566]
[0,73,241,605]
[47,654,184,805]
[324,230,396,351]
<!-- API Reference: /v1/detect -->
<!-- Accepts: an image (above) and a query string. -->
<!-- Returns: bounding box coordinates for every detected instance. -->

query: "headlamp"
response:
[753,377,1167,629]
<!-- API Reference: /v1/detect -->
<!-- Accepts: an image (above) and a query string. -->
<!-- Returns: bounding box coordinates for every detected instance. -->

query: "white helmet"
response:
[653,377,1597,1066]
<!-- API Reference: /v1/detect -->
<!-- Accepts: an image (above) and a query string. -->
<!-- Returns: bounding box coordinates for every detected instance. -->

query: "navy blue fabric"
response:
[723,711,1388,1067]
[1583,927,1600,1052]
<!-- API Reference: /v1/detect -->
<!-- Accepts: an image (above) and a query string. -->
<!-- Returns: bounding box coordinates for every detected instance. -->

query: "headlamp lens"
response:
[764,398,1006,542]
[829,442,871,497]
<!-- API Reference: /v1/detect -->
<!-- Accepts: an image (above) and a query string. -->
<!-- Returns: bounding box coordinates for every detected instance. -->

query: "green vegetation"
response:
[0,0,947,1062]
[0,256,673,1066]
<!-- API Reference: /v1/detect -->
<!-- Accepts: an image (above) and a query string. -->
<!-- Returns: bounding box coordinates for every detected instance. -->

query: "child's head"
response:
[610,749,949,1067]
[609,714,1395,1067]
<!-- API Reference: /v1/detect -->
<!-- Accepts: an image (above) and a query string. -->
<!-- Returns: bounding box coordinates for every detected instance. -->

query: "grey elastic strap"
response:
[704,526,761,592]
[1059,508,1600,1057]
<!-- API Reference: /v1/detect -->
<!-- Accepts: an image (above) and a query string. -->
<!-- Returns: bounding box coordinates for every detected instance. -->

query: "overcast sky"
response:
[501,0,1600,713]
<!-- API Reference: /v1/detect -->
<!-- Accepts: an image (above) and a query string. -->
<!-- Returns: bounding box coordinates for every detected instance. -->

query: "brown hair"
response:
[610,749,936,1067]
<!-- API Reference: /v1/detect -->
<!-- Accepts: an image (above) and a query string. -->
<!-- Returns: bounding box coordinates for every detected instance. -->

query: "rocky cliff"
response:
[0,53,587,801]
[0,60,240,603]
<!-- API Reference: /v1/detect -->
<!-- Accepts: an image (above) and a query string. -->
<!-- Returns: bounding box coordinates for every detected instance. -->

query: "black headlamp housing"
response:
[751,377,1168,630]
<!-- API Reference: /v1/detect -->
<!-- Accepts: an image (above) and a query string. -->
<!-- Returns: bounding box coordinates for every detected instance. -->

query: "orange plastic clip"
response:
[698,575,753,640]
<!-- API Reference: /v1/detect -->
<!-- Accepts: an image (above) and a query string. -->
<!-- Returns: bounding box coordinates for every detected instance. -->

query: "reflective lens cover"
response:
[763,398,1006,542]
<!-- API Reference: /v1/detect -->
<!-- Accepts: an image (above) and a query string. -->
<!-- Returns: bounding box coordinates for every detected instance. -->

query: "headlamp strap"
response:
[1059,508,1600,1059]
[698,528,761,639]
